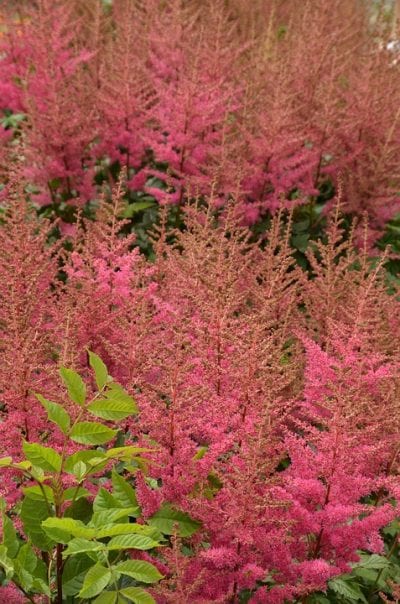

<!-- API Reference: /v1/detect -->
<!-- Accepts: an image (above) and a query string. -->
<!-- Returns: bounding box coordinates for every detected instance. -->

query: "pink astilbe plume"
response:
[0,176,64,502]
[0,1,97,206]
[143,1,244,204]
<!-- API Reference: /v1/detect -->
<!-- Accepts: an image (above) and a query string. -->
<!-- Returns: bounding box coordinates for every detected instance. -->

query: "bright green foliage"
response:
[0,353,169,603]
[148,503,202,537]
[306,546,400,604]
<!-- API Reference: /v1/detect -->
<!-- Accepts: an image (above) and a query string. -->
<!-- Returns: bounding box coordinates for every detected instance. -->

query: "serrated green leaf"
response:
[79,563,111,599]
[0,545,14,579]
[30,465,45,482]
[20,498,54,551]
[2,513,19,557]
[107,533,159,551]
[106,446,152,460]
[42,518,96,543]
[65,450,108,475]
[148,504,201,537]
[114,559,163,583]
[93,487,120,512]
[35,393,71,434]
[60,366,86,406]
[353,567,378,582]
[72,461,87,481]
[63,538,104,557]
[120,587,156,604]
[70,422,117,445]
[355,554,391,570]
[64,497,93,524]
[112,471,138,508]
[31,577,51,596]
[88,397,136,421]
[22,485,55,503]
[96,523,158,539]
[23,442,62,473]
[88,350,109,390]
[62,554,94,596]
[328,578,368,603]
[93,592,118,604]
[16,543,37,574]
[105,383,137,411]
[91,508,139,527]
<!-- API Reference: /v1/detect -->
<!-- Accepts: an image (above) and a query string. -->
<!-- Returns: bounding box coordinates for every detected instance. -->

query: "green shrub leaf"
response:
[70,422,117,445]
[35,394,70,434]
[22,442,62,473]
[107,533,159,551]
[120,587,156,604]
[78,562,111,599]
[59,367,86,406]
[88,398,136,421]
[148,504,201,537]
[88,351,108,390]
[114,559,163,583]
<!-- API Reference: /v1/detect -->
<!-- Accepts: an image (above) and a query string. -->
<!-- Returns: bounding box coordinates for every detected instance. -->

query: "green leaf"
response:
[60,366,86,406]
[91,508,139,527]
[62,555,94,596]
[35,393,71,434]
[20,498,54,551]
[114,559,163,583]
[354,554,391,570]
[112,471,138,508]
[123,201,156,217]
[88,397,136,421]
[93,488,120,512]
[148,504,201,537]
[62,487,90,502]
[353,567,378,582]
[22,485,54,503]
[64,497,93,524]
[93,592,118,604]
[79,563,112,599]
[2,513,19,557]
[22,442,62,473]
[70,421,117,445]
[96,523,158,539]
[42,518,96,543]
[0,545,14,579]
[328,578,368,603]
[88,351,109,390]
[107,533,159,551]
[193,446,208,460]
[65,450,108,475]
[0,456,12,467]
[120,587,156,604]
[105,382,138,412]
[292,233,309,253]
[72,461,87,481]
[63,538,104,557]
[106,446,152,460]
[16,543,37,574]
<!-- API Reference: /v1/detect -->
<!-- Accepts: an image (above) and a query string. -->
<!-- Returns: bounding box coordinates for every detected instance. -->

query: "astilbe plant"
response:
[1,0,400,240]
[0,179,399,602]
[0,181,63,503]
